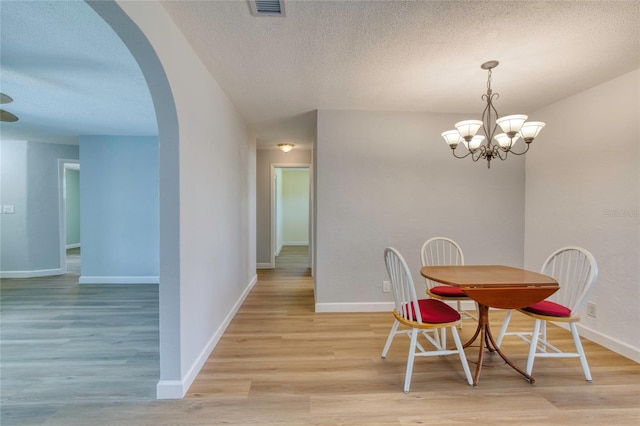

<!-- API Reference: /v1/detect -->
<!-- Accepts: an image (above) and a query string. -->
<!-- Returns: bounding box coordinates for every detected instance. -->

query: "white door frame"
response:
[270,163,312,268]
[58,159,80,273]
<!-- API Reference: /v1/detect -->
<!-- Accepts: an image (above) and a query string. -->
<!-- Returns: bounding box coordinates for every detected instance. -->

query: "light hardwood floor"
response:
[1,246,638,425]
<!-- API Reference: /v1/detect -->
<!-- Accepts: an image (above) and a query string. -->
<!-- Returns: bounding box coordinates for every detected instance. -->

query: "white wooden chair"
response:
[420,237,477,347]
[381,247,473,393]
[496,246,598,381]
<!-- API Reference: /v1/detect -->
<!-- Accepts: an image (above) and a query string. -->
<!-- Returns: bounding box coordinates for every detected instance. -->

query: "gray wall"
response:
[256,149,312,265]
[525,68,640,361]
[27,142,80,271]
[0,140,79,275]
[79,135,159,283]
[315,110,526,310]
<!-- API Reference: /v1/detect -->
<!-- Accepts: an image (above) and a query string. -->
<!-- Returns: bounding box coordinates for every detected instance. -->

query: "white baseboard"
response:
[448,300,477,310]
[314,300,477,313]
[0,268,63,278]
[315,302,395,313]
[155,380,184,400]
[66,243,81,249]
[256,263,273,269]
[283,241,308,246]
[156,273,259,399]
[553,322,640,363]
[79,276,159,284]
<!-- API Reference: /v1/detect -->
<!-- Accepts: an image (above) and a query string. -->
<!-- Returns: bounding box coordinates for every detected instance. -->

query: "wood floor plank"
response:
[1,245,639,425]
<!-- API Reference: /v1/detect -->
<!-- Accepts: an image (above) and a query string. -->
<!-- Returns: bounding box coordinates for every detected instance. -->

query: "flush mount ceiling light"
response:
[0,92,19,122]
[441,61,545,168]
[278,143,294,153]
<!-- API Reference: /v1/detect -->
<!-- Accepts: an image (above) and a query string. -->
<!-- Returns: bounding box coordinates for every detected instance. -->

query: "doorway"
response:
[271,164,312,270]
[58,159,80,274]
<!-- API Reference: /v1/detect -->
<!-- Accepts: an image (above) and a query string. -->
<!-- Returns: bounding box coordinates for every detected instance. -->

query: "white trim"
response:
[552,322,640,363]
[66,243,81,249]
[283,241,309,246]
[314,300,477,313]
[256,263,273,269]
[450,300,477,310]
[0,269,64,278]
[58,159,80,275]
[315,302,395,313]
[156,274,259,399]
[155,380,184,400]
[78,276,160,284]
[270,163,311,269]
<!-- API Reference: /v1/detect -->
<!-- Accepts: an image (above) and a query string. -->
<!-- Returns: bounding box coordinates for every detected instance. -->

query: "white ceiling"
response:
[1,1,639,150]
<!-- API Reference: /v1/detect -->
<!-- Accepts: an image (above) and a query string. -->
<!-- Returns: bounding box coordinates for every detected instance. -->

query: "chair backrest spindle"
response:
[421,237,464,290]
[541,246,598,316]
[385,247,422,324]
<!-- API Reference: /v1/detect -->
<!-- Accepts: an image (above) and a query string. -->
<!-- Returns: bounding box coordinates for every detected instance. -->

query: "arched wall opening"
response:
[87,0,181,397]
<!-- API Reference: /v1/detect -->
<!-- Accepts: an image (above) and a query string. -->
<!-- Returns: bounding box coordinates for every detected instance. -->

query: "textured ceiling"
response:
[0,1,156,144]
[1,1,639,149]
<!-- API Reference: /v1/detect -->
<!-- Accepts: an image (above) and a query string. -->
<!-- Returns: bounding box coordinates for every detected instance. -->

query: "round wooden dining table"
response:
[420,265,559,386]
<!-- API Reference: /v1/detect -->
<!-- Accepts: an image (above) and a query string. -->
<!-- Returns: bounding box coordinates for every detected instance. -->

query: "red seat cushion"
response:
[522,300,571,317]
[405,299,461,324]
[429,285,467,298]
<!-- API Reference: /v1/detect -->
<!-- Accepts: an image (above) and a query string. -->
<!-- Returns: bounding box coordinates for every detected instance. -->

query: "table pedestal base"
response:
[464,304,535,386]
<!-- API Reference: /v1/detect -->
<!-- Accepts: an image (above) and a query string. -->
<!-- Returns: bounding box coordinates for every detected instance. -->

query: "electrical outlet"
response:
[587,302,597,318]
[382,281,391,293]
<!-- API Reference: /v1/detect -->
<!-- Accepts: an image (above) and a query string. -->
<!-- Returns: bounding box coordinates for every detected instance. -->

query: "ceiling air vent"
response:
[249,0,286,17]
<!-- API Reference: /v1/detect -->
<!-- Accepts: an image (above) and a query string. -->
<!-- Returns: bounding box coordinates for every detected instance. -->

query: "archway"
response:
[87,0,181,399]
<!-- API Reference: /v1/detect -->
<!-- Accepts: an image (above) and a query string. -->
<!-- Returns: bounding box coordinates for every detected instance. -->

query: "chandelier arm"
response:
[494,146,508,161]
[470,145,488,162]
[451,147,473,159]
[504,143,531,156]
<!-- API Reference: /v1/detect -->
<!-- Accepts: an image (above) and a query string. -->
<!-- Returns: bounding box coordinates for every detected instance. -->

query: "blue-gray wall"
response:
[0,140,79,275]
[79,135,159,283]
[0,140,29,272]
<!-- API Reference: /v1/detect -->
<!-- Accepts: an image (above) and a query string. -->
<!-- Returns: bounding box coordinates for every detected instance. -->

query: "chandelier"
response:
[441,61,545,168]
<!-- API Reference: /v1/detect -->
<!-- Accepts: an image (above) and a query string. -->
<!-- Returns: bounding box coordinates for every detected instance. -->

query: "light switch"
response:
[2,205,15,214]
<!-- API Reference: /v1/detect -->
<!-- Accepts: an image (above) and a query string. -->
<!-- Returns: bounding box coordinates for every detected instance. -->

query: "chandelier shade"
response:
[495,133,516,149]
[440,61,545,168]
[441,130,463,148]
[518,121,546,142]
[496,114,528,137]
[462,135,485,152]
[455,120,483,141]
